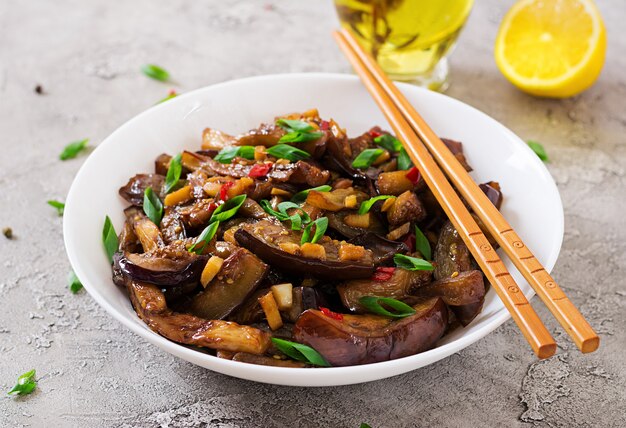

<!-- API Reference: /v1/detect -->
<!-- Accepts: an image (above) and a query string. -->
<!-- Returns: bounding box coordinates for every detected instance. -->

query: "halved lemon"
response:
[495,0,606,98]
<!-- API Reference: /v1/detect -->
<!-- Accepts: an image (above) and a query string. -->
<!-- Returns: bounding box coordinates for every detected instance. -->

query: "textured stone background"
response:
[0,0,624,427]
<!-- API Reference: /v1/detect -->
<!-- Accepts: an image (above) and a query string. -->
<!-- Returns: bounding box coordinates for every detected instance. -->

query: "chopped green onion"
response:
[7,369,37,396]
[279,131,324,143]
[141,64,170,82]
[260,200,290,221]
[59,138,89,160]
[276,119,316,133]
[188,221,220,254]
[214,146,256,164]
[164,153,182,194]
[266,144,311,161]
[156,90,177,104]
[352,148,384,169]
[414,225,431,260]
[271,338,330,367]
[301,217,328,245]
[68,271,83,294]
[396,148,413,170]
[47,200,65,216]
[143,187,163,226]
[357,195,393,215]
[394,253,434,271]
[210,194,246,223]
[102,215,119,263]
[526,140,549,162]
[360,424,372,428]
[375,134,402,152]
[276,119,323,143]
[290,185,332,204]
[277,201,311,231]
[359,296,416,318]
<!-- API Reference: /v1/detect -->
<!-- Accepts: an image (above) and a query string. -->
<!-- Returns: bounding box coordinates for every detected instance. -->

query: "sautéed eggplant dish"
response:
[111,109,503,367]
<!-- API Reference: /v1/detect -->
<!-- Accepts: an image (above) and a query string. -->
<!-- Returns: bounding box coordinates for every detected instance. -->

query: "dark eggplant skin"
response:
[433,221,472,281]
[479,181,503,210]
[337,267,432,312]
[187,248,268,320]
[119,174,165,206]
[234,228,375,280]
[293,298,447,366]
[348,232,409,265]
[113,251,208,287]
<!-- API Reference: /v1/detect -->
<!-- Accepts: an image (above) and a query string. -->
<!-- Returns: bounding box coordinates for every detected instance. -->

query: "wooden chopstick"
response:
[333,30,557,359]
[336,29,599,355]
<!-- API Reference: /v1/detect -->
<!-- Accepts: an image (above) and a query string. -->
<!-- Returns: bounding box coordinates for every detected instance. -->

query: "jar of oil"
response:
[334,0,474,90]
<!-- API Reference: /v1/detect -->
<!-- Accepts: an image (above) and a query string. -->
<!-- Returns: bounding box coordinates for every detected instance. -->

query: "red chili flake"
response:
[368,129,382,138]
[219,181,235,201]
[406,166,421,185]
[372,267,395,281]
[248,163,272,178]
[320,120,330,131]
[402,233,415,253]
[168,89,177,96]
[320,307,343,321]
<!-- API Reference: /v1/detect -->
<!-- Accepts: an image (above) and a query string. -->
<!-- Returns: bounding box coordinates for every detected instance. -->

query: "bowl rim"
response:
[63,72,564,386]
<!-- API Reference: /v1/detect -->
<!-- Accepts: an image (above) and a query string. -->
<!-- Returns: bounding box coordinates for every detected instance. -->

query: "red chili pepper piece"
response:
[207,202,217,215]
[406,166,421,185]
[249,163,272,178]
[402,233,416,253]
[320,120,330,131]
[372,266,395,281]
[320,307,343,321]
[368,129,382,138]
[219,181,235,201]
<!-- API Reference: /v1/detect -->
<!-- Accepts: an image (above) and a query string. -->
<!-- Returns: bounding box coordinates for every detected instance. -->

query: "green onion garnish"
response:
[260,200,311,231]
[290,185,332,204]
[357,195,393,215]
[7,369,37,396]
[188,221,220,254]
[374,134,402,152]
[271,338,330,367]
[393,253,434,271]
[265,144,311,161]
[414,225,431,261]
[47,200,65,216]
[276,119,323,143]
[526,140,549,162]
[396,148,413,170]
[59,138,89,160]
[210,194,246,223]
[143,187,163,226]
[301,217,328,245]
[141,64,170,82]
[164,153,182,194]
[156,90,177,104]
[352,148,384,169]
[359,296,416,318]
[102,215,119,263]
[214,146,256,164]
[68,271,83,294]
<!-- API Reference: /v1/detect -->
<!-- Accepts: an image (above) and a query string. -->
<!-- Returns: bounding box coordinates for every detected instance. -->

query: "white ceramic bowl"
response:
[64,73,563,386]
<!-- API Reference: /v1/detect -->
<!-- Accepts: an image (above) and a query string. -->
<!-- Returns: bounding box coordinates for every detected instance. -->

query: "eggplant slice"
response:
[294,297,447,366]
[128,281,270,354]
[234,220,375,280]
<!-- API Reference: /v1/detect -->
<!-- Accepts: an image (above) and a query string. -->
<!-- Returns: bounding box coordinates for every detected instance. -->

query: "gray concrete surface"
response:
[0,0,624,427]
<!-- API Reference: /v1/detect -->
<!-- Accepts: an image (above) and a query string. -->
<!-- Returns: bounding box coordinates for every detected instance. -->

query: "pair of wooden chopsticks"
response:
[333,29,599,358]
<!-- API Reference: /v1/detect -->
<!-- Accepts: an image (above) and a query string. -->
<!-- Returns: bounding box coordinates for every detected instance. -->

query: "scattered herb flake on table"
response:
[59,138,89,160]
[141,64,170,82]
[47,200,65,216]
[526,140,549,162]
[7,369,37,396]
[68,271,83,294]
